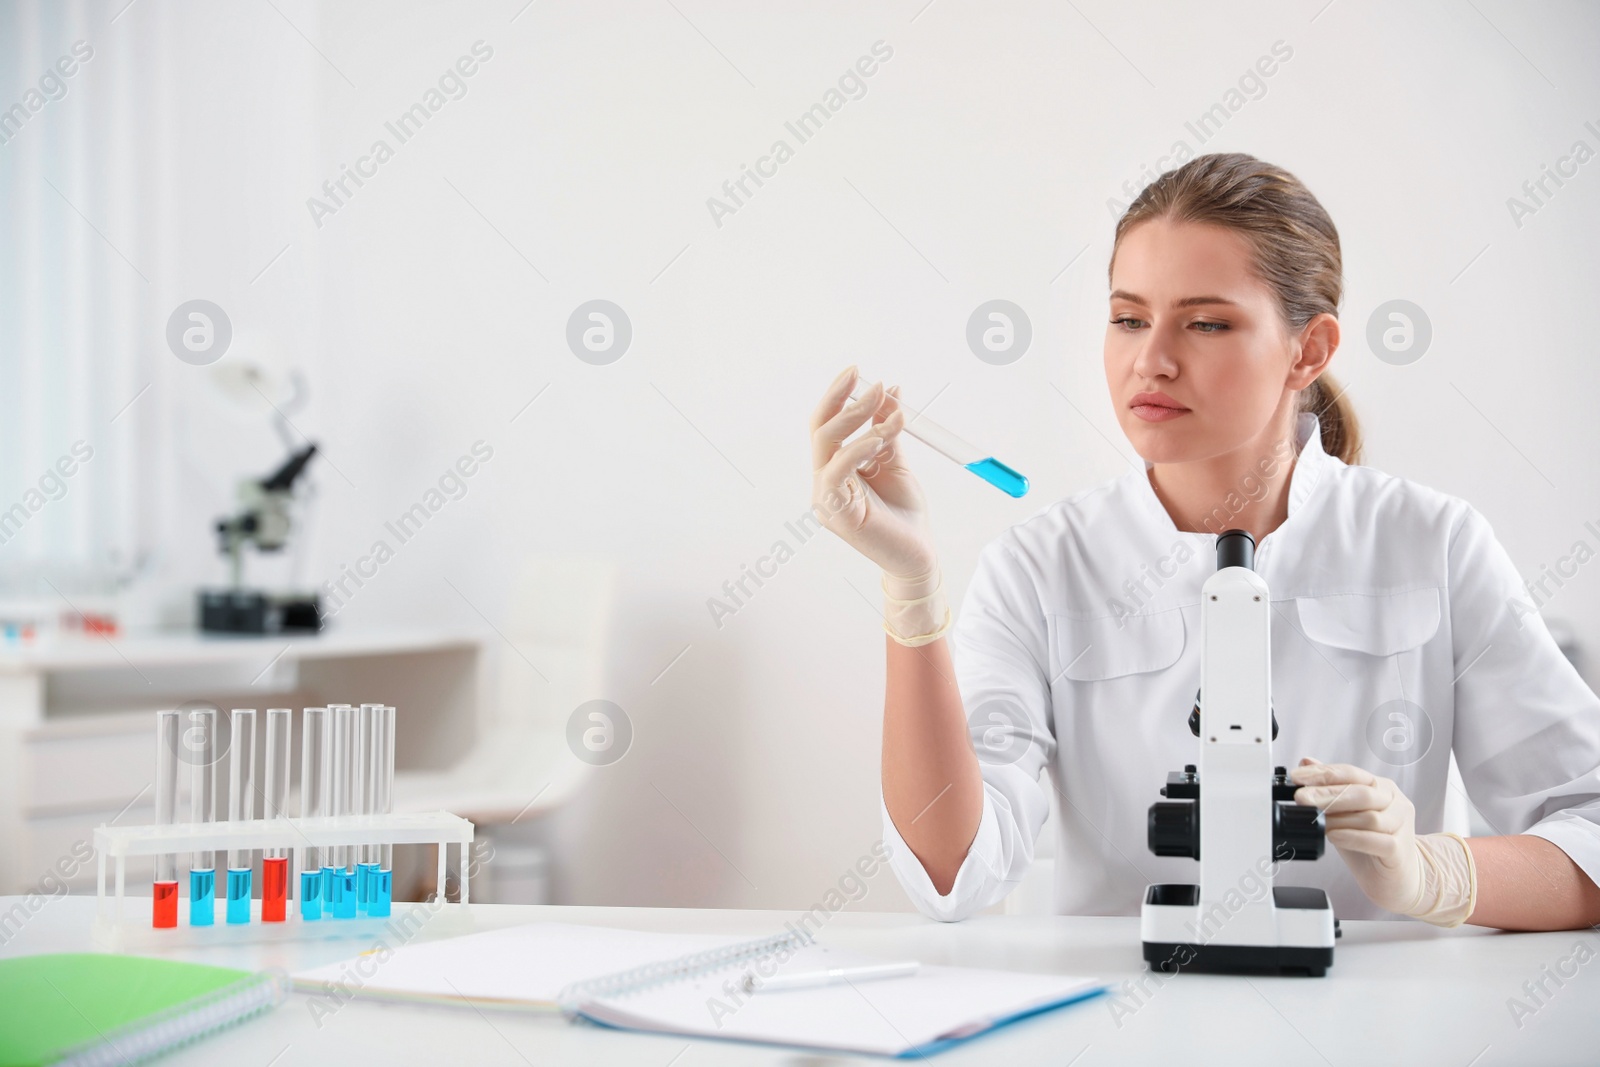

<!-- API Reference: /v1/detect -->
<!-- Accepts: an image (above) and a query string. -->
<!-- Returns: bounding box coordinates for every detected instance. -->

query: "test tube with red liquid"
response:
[152,710,180,928]
[262,708,291,921]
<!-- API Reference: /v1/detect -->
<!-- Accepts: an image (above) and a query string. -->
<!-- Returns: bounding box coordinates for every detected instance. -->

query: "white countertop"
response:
[3,896,1597,1065]
[0,627,487,674]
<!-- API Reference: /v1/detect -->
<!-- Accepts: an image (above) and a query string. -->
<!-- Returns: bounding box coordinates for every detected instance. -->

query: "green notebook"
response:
[0,954,287,1067]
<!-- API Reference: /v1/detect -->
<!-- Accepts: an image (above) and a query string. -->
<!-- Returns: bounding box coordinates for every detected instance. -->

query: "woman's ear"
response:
[1287,312,1340,389]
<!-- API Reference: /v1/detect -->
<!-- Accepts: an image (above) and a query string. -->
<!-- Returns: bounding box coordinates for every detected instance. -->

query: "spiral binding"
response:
[54,969,291,1067]
[556,929,808,1011]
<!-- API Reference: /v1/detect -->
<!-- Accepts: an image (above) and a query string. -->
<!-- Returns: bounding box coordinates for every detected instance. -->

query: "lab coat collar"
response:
[1129,411,1337,538]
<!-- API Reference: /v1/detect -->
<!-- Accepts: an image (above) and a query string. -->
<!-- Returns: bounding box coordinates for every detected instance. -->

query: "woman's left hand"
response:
[1290,757,1477,925]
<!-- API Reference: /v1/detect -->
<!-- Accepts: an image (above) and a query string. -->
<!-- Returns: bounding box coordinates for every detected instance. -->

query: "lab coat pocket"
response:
[1049,609,1187,682]
[1290,587,1446,771]
[1293,587,1442,656]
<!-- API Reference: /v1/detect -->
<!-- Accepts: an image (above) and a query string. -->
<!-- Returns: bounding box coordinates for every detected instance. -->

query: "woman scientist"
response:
[809,152,1600,930]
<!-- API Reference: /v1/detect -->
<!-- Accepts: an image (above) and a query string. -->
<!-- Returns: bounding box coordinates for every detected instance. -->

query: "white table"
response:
[3,896,1598,1065]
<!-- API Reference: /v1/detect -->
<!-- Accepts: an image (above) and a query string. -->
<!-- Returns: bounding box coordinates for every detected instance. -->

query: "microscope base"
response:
[1140,883,1337,978]
[199,589,322,634]
[1141,939,1334,977]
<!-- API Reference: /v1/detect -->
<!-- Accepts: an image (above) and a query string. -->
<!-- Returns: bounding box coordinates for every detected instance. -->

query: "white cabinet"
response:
[0,629,488,894]
[25,712,153,813]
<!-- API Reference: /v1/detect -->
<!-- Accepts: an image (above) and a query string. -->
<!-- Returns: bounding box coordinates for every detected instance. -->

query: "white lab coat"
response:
[883,411,1600,920]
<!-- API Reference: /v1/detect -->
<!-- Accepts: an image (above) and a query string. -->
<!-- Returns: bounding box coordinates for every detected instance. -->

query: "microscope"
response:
[1141,529,1339,976]
[198,443,322,634]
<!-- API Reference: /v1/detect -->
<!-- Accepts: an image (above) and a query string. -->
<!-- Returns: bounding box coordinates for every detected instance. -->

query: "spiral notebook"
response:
[293,921,1105,1057]
[0,954,288,1067]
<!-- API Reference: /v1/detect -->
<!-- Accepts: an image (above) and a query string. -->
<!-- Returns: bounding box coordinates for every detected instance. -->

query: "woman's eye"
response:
[1109,316,1228,333]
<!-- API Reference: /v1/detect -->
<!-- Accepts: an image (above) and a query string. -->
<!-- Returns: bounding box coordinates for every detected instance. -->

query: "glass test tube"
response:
[357,703,381,911]
[262,708,291,922]
[847,376,1030,498]
[300,706,328,920]
[152,710,181,928]
[370,705,395,917]
[319,705,343,916]
[318,706,339,913]
[226,709,257,923]
[331,704,358,917]
[341,703,361,916]
[188,708,217,926]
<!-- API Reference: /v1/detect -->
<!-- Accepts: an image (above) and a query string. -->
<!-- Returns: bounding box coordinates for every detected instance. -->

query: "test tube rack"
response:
[92,811,475,951]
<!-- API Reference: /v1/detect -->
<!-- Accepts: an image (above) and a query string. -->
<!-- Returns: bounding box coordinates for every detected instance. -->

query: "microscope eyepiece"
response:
[1216,528,1255,571]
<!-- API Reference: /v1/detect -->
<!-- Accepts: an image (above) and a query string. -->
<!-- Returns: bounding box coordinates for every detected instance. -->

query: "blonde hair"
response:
[1109,152,1362,466]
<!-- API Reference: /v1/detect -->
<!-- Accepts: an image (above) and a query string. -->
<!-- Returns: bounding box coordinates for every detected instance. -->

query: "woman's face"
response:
[1104,217,1312,466]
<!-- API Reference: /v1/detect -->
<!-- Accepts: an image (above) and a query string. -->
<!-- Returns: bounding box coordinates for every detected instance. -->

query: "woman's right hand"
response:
[809,366,938,580]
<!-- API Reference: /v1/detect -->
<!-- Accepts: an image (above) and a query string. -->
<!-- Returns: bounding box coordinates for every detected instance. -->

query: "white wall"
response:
[6,0,1600,911]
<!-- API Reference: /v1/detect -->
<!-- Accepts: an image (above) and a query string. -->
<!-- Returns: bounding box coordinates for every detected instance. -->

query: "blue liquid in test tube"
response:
[190,869,215,925]
[963,457,1030,498]
[321,864,339,914]
[357,864,376,911]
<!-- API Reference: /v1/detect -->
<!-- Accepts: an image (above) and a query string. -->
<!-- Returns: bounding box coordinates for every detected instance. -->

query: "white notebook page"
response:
[294,922,750,1008]
[584,945,1102,1055]
[293,921,1103,1054]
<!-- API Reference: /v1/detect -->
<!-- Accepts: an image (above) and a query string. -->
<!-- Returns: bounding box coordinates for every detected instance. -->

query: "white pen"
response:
[745,961,921,993]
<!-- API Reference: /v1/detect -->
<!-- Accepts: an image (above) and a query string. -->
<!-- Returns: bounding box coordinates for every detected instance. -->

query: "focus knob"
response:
[1273,802,1325,861]
[1148,800,1200,860]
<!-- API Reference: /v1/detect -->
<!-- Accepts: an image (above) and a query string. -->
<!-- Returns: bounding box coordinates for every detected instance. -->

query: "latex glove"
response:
[1291,757,1477,927]
[809,366,949,645]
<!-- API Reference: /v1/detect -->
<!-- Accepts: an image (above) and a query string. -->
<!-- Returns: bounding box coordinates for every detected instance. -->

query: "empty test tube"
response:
[188,708,217,926]
[152,711,180,929]
[263,709,291,922]
[300,706,328,920]
[226,709,257,923]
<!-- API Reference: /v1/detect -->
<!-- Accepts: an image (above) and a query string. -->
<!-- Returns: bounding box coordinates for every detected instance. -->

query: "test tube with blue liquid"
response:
[369,705,395,917]
[188,708,217,926]
[357,704,382,912]
[226,709,256,923]
[332,704,359,918]
[324,706,345,916]
[848,376,1029,498]
[321,706,345,916]
[300,706,328,920]
[262,709,291,922]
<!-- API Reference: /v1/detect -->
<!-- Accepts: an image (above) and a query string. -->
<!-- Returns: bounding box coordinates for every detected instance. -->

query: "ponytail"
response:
[1299,372,1362,466]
